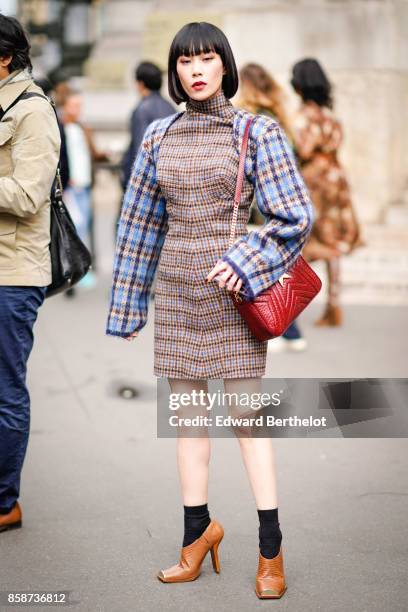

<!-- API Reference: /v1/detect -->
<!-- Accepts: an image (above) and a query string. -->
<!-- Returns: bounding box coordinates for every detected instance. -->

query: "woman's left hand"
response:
[206,259,243,293]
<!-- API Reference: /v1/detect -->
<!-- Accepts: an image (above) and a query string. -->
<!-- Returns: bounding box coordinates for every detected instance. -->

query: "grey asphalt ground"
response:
[1,276,407,612]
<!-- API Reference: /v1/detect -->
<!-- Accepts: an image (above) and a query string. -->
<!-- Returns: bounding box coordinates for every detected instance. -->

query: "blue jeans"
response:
[282,320,302,340]
[0,286,46,514]
[64,186,92,249]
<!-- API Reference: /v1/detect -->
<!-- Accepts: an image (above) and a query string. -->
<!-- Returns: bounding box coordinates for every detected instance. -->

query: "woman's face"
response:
[176,50,226,101]
[63,94,82,123]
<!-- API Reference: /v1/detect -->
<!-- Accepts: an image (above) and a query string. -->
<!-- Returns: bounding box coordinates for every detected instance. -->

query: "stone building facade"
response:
[8,0,408,224]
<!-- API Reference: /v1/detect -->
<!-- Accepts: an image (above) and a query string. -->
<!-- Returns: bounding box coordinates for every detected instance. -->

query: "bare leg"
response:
[168,378,210,506]
[327,256,341,307]
[157,380,221,583]
[223,377,278,509]
[315,256,342,325]
[222,376,285,585]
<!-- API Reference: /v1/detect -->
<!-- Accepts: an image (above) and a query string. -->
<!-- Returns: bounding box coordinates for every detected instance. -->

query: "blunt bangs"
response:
[168,22,238,104]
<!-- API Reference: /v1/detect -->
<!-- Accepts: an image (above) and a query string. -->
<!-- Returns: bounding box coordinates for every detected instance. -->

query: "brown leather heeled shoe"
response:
[157,519,224,583]
[315,304,343,327]
[0,502,22,533]
[255,545,287,599]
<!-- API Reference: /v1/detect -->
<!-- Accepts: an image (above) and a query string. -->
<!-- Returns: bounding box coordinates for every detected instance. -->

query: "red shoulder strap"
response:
[228,117,253,249]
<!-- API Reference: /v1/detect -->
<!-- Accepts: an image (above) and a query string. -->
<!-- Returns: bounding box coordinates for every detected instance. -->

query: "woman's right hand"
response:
[125,331,139,342]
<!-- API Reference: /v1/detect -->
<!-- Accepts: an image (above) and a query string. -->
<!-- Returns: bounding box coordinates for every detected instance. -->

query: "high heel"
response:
[210,538,221,573]
[157,519,224,583]
[255,545,287,599]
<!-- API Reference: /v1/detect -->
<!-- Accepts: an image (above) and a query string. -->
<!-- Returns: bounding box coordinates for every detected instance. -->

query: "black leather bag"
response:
[46,170,92,298]
[0,89,92,298]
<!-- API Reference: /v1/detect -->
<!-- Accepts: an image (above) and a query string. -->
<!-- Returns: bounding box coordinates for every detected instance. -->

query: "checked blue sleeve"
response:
[106,121,168,337]
[221,122,314,300]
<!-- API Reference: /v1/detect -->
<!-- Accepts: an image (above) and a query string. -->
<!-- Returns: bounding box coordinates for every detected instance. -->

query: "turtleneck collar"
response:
[185,88,235,120]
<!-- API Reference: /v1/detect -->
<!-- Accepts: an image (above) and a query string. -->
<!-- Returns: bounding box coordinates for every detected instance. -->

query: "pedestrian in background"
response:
[0,15,60,532]
[35,75,70,190]
[47,71,73,191]
[238,62,307,352]
[121,61,175,192]
[48,68,71,110]
[61,90,108,290]
[291,58,363,326]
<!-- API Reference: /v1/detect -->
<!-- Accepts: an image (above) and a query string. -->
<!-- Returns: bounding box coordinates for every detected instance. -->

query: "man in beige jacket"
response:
[0,15,60,532]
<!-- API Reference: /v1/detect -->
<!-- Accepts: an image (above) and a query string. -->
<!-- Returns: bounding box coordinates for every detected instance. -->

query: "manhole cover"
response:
[118,386,139,400]
[107,378,155,402]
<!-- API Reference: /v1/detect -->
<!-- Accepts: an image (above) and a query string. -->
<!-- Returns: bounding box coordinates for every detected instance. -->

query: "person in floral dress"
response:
[291,58,364,326]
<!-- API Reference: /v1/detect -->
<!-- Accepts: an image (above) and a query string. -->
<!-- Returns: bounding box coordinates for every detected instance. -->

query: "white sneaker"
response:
[267,336,308,353]
[78,270,97,289]
[285,337,308,352]
[267,337,286,352]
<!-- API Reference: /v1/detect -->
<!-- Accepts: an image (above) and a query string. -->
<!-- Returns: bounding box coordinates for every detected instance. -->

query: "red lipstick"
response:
[192,81,207,90]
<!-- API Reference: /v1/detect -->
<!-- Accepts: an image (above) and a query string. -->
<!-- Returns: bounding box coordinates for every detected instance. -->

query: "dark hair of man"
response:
[0,13,32,73]
[135,61,163,92]
[168,21,238,104]
[291,58,333,109]
[47,68,70,88]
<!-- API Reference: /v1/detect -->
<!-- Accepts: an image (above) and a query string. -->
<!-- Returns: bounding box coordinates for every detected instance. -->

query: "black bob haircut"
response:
[291,58,333,109]
[168,22,238,104]
[135,61,162,91]
[0,13,32,73]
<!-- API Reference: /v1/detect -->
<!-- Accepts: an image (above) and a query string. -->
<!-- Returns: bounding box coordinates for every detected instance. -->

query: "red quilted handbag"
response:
[228,117,322,341]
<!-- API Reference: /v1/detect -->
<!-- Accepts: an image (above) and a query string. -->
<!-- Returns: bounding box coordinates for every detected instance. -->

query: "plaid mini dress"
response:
[153,90,266,379]
[107,91,314,380]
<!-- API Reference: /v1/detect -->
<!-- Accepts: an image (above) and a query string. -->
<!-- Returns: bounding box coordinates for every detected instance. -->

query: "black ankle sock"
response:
[183,503,211,547]
[257,507,282,559]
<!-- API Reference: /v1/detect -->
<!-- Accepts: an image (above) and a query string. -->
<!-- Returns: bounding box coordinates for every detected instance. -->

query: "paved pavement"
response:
[1,173,408,611]
[1,274,407,612]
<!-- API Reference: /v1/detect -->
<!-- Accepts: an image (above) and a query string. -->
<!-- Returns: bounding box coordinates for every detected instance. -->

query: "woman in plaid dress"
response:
[107,22,313,598]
